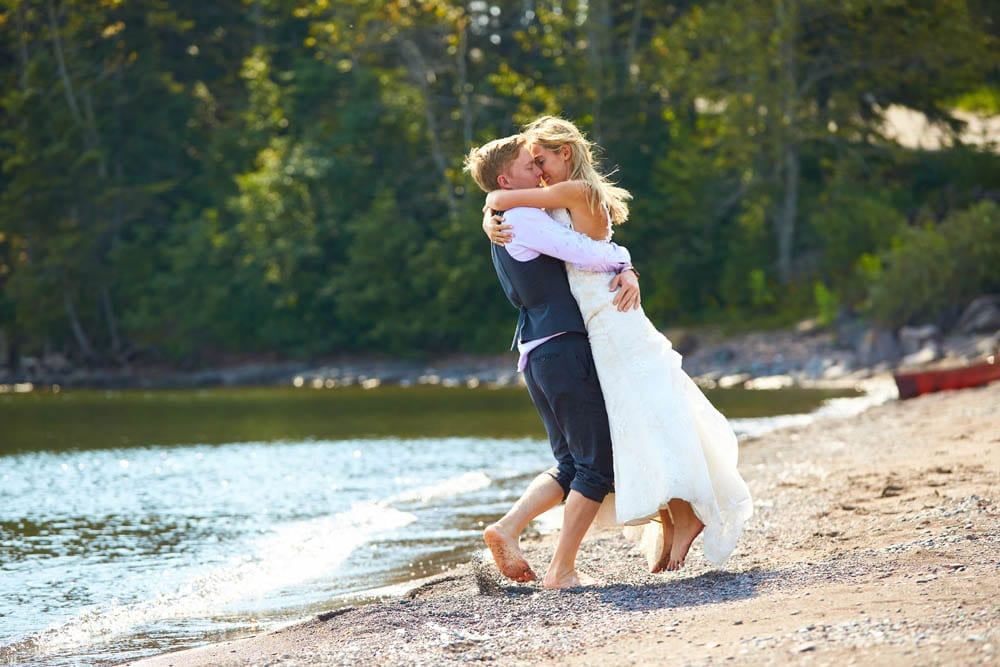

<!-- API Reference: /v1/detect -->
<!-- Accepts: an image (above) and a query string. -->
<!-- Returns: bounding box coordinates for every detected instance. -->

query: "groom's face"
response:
[499,147,544,191]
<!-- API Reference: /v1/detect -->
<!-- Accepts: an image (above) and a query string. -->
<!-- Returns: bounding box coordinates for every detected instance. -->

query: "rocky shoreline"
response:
[3,309,998,393]
[126,381,1000,667]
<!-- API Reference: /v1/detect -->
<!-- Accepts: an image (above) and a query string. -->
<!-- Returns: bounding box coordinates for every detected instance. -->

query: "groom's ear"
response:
[496,173,511,189]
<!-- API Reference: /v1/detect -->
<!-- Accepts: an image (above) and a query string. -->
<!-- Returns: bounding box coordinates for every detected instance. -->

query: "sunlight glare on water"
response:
[0,437,552,666]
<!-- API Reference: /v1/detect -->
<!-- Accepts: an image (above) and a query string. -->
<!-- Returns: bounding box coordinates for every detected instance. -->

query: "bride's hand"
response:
[482,206,514,246]
[610,269,641,311]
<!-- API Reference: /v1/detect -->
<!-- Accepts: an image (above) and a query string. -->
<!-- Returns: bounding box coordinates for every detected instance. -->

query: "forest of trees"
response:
[0,0,998,368]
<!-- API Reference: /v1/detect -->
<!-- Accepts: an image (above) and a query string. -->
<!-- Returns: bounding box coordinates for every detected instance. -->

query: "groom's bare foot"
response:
[666,499,704,571]
[542,568,598,589]
[651,508,675,574]
[483,524,536,582]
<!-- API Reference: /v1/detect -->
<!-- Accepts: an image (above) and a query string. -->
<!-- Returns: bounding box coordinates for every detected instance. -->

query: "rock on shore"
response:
[5,295,999,393]
[127,381,1000,667]
[4,321,997,394]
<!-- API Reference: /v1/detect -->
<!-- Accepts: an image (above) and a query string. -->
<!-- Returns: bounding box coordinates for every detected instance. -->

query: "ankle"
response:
[488,522,527,544]
[545,562,576,578]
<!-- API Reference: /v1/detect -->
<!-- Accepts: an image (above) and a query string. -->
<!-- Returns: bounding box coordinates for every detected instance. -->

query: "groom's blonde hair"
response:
[464,134,526,193]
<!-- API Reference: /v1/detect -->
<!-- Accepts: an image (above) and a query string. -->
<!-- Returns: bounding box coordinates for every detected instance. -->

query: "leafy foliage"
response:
[0,0,997,368]
[868,201,1000,327]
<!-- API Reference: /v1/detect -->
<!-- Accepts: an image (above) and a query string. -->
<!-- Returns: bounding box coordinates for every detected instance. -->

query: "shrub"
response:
[813,282,840,327]
[867,201,1000,327]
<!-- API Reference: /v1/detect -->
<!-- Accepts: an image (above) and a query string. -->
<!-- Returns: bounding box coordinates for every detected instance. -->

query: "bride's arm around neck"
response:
[486,180,588,212]
[486,181,610,241]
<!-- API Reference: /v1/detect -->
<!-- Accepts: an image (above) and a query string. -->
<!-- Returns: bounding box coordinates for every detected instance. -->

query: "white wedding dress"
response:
[554,208,753,567]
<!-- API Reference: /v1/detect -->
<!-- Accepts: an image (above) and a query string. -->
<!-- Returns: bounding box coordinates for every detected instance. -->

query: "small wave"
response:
[730,413,816,439]
[732,379,895,439]
[6,504,415,663]
[387,471,492,505]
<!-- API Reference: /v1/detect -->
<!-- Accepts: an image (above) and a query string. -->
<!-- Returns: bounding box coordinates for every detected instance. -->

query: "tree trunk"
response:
[50,0,114,361]
[64,289,95,361]
[400,39,458,217]
[10,4,32,372]
[626,0,645,90]
[81,88,107,178]
[7,335,20,373]
[773,0,800,284]
[456,19,473,149]
[586,0,612,142]
[101,286,122,359]
[49,0,104,160]
[15,3,30,89]
[776,142,800,283]
[46,0,83,125]
[253,0,264,47]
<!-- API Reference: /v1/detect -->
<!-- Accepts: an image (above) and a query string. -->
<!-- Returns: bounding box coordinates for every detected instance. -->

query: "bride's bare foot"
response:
[542,568,598,589]
[483,523,536,582]
[666,499,704,571]
[651,507,675,574]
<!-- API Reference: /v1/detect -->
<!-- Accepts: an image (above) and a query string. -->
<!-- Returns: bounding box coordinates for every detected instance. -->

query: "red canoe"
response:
[894,354,1000,399]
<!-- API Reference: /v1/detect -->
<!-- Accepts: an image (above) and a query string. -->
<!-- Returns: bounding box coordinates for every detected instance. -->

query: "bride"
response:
[482,116,753,571]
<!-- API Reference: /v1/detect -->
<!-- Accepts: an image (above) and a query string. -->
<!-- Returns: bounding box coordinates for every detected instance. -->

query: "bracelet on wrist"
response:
[621,265,639,277]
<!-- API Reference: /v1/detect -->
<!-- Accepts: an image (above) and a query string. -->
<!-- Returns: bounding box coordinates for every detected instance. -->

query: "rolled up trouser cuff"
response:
[545,465,573,501]
[569,467,613,503]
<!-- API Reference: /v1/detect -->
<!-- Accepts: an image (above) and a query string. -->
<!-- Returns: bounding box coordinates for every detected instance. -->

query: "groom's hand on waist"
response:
[610,268,641,312]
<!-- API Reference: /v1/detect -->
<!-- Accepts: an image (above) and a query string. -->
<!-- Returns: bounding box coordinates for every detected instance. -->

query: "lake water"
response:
[0,384,877,666]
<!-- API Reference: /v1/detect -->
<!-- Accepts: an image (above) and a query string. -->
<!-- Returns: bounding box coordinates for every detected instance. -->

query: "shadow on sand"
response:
[590,568,766,611]
[470,546,772,611]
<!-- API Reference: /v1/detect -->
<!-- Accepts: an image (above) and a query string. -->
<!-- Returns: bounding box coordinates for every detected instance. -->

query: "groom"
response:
[464,134,640,588]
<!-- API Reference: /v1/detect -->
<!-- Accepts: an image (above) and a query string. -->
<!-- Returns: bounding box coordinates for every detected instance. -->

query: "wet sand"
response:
[126,380,999,666]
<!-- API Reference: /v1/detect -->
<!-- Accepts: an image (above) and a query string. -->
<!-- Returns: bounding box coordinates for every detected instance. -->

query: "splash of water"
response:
[387,471,492,505]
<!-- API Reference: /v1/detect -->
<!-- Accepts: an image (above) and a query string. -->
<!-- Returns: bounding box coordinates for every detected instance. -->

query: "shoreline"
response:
[4,323,997,394]
[125,381,999,667]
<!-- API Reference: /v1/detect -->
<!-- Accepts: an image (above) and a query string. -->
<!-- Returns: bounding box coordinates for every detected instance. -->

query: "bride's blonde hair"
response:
[522,116,631,225]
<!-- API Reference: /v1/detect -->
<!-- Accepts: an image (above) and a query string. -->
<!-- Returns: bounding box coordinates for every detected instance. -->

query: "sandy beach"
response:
[127,380,999,667]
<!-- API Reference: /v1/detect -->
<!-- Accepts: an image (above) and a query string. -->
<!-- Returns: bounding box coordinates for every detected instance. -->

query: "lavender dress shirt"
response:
[499,207,631,370]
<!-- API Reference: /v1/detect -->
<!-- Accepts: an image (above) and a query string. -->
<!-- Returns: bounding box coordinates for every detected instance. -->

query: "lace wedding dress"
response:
[554,208,753,566]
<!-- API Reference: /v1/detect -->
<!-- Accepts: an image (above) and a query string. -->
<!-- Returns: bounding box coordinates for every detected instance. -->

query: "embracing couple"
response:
[464,117,754,589]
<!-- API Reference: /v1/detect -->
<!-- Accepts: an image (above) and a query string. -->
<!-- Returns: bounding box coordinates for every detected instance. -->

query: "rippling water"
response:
[1,437,555,665]
[0,384,876,665]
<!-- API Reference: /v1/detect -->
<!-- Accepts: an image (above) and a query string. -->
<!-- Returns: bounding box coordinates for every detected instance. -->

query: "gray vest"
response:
[491,243,587,350]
